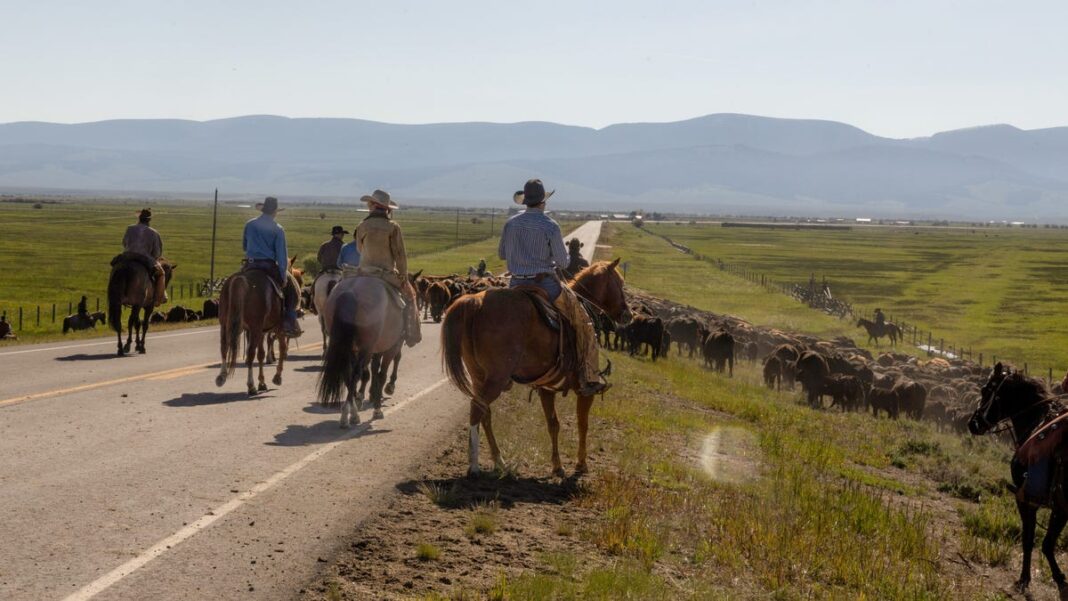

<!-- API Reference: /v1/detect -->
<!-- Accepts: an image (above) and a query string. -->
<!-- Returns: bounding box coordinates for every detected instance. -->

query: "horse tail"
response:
[317,291,357,407]
[107,264,126,335]
[216,276,246,386]
[441,295,475,399]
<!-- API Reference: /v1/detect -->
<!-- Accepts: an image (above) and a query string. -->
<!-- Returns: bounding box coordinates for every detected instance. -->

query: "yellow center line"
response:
[0,342,323,408]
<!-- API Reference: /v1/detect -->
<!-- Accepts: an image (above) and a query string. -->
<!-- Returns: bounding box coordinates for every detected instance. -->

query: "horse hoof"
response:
[466,468,482,479]
[247,388,257,397]
[215,375,226,387]
[552,467,566,478]
[1015,579,1030,593]
[272,374,282,386]
[137,347,146,354]
[574,463,589,475]
[339,420,350,429]
[373,409,384,420]
[258,383,268,392]
[384,383,396,395]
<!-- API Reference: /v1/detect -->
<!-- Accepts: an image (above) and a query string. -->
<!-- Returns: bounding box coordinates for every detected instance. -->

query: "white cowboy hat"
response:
[361,189,400,210]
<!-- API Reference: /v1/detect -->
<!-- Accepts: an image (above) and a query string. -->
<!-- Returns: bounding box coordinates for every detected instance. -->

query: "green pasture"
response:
[637,221,1068,372]
[0,199,580,341]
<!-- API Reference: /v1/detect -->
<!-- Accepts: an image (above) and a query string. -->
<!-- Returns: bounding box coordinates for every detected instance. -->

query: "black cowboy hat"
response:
[513,179,555,206]
[137,208,152,220]
[331,225,349,235]
[255,197,284,213]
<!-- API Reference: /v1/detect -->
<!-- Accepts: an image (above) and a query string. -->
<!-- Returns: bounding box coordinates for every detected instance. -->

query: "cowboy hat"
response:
[361,189,399,210]
[136,208,152,220]
[513,179,555,206]
[255,197,285,213]
[330,225,349,235]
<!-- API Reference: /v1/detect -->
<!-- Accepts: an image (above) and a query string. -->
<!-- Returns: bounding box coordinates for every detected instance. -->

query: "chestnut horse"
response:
[214,268,287,396]
[441,259,631,477]
[969,363,1067,595]
[317,275,406,427]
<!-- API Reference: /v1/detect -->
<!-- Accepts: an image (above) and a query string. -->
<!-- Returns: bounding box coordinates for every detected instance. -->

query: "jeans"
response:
[509,275,562,302]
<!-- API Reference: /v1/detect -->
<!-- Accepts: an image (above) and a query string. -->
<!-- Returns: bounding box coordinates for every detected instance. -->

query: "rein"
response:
[566,271,624,327]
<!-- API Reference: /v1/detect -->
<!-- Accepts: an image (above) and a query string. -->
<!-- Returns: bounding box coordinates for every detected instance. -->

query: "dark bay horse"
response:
[317,276,406,427]
[63,311,106,333]
[214,268,287,396]
[563,238,590,279]
[856,317,900,346]
[442,259,631,477]
[969,362,1066,595]
[108,256,175,355]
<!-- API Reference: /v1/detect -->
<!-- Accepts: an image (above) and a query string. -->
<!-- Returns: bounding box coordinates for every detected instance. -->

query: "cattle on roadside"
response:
[794,351,829,408]
[702,330,735,376]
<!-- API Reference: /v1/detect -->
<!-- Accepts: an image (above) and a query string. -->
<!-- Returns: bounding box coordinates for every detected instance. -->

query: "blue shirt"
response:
[243,214,289,280]
[338,241,361,268]
[497,207,569,277]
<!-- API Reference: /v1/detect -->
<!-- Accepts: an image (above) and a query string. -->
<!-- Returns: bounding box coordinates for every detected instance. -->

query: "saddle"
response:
[1018,411,1068,466]
[242,263,285,300]
[513,285,560,331]
[510,286,578,393]
[342,266,406,310]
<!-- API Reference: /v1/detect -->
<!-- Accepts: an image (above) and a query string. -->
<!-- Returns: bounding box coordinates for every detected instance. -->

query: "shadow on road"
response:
[163,391,267,407]
[286,353,324,362]
[302,403,338,414]
[268,420,391,447]
[55,353,122,362]
[395,471,583,509]
[295,364,323,373]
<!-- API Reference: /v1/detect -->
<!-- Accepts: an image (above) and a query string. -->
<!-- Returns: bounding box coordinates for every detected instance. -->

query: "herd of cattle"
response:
[595,291,1000,433]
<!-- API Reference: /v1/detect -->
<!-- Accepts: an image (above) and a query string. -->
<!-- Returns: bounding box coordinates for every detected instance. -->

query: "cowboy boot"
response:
[402,281,422,346]
[554,288,610,396]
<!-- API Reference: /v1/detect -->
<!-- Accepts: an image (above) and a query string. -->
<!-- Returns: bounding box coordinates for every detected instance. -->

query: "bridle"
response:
[566,269,629,328]
[974,374,1065,445]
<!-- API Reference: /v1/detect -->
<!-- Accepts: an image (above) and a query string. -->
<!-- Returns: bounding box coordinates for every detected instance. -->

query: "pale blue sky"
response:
[3,0,1065,137]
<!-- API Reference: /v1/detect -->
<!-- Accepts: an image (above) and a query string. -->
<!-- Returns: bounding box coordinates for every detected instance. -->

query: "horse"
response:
[856,317,900,346]
[62,311,106,333]
[312,270,343,353]
[107,256,175,356]
[441,259,631,477]
[969,362,1067,595]
[317,275,406,427]
[214,267,288,396]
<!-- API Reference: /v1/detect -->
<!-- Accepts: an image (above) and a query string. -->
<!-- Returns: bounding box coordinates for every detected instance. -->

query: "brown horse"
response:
[214,268,287,396]
[442,259,631,477]
[108,256,175,356]
[856,317,900,346]
[317,275,406,427]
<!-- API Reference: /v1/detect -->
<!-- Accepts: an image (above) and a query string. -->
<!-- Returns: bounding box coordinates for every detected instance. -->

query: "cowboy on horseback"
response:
[77,295,89,318]
[354,190,421,347]
[874,307,886,329]
[500,179,609,397]
[242,196,303,337]
[317,225,347,274]
[121,208,167,305]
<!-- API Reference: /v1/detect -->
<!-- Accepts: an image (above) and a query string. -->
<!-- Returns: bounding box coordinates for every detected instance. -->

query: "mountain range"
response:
[1,113,1067,220]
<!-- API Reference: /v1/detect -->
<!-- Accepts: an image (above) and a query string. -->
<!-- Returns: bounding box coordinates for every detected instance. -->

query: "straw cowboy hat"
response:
[361,189,399,210]
[256,197,284,213]
[513,179,555,206]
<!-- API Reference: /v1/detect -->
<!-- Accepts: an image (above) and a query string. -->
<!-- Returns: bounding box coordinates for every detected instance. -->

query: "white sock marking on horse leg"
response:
[469,424,480,474]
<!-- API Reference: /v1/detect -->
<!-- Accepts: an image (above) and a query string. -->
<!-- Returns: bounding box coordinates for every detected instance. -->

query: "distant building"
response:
[856,218,872,223]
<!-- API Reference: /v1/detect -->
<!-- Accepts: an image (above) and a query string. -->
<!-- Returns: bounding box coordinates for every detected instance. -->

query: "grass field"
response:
[0,198,579,340]
[640,221,1068,372]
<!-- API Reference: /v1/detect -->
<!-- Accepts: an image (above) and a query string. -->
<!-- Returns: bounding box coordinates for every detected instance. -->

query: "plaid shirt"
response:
[497,208,569,277]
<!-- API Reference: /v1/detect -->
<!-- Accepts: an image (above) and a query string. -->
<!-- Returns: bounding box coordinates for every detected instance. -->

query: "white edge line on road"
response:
[61,377,451,601]
[0,328,215,357]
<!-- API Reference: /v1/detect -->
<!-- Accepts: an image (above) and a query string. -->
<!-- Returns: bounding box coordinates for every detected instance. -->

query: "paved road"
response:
[562,219,602,263]
[0,221,603,601]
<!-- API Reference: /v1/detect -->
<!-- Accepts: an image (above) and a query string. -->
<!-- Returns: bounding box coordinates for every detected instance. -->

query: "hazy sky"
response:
[3,1,1066,138]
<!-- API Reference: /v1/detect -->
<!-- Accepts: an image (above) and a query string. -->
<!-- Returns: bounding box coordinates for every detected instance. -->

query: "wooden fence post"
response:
[51,304,56,323]
[19,306,23,330]
[36,305,40,327]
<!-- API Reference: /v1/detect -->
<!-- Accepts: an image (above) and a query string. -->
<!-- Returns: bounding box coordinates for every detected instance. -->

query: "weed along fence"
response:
[636,225,1066,388]
[0,279,213,334]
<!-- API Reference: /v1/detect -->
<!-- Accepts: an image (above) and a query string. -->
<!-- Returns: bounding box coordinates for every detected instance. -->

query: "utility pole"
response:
[209,188,219,290]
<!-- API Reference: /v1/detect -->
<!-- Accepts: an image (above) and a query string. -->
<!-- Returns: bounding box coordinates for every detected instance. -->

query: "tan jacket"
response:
[356,213,407,277]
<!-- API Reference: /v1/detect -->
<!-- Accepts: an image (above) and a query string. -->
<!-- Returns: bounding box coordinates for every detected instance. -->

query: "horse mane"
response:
[572,260,617,282]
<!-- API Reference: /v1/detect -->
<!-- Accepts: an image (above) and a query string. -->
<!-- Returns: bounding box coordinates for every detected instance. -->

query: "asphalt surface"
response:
[0,221,603,601]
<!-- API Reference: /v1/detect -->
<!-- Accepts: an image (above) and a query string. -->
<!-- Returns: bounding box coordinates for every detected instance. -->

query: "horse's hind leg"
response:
[539,390,565,477]
[1043,509,1068,592]
[245,332,257,396]
[137,306,150,353]
[123,309,135,354]
[115,307,125,356]
[256,337,268,392]
[479,406,506,473]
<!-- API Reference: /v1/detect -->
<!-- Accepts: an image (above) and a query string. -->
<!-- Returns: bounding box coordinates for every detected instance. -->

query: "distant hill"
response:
[1,113,1067,220]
